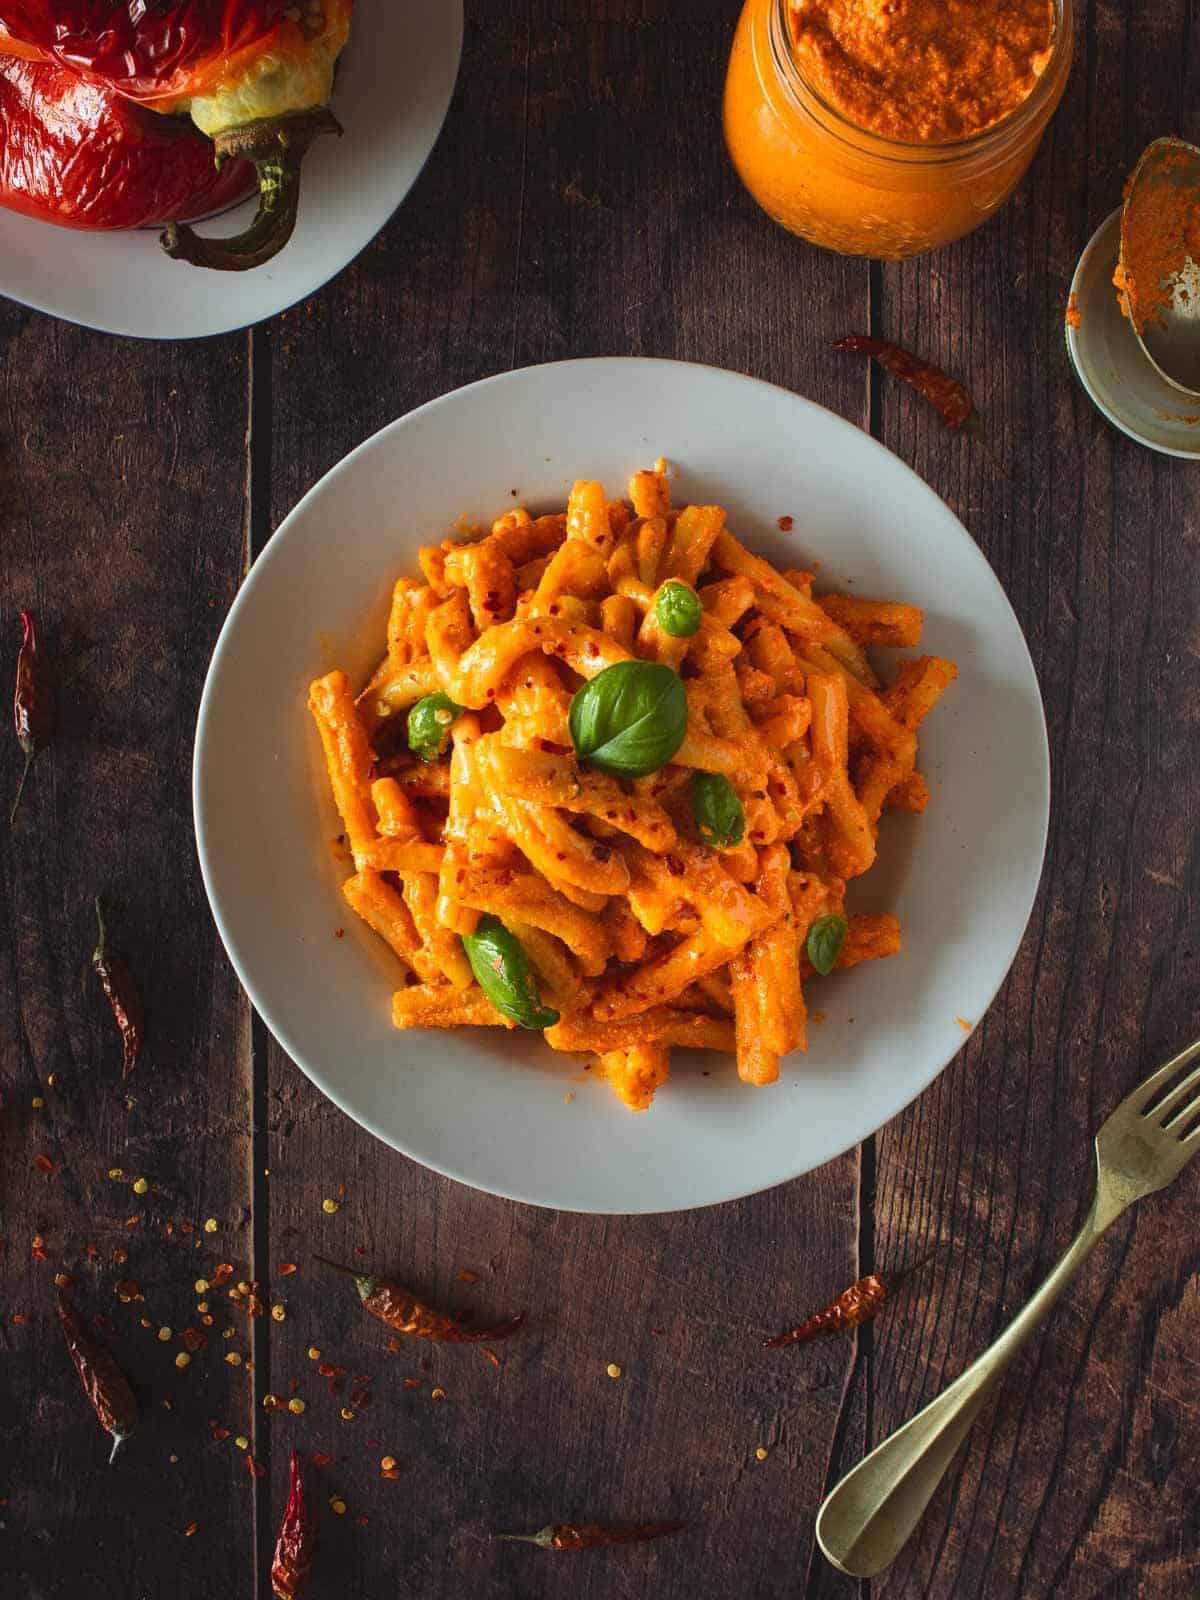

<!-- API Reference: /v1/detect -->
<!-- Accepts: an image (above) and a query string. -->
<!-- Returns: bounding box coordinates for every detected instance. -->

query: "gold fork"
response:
[816,1036,1200,1578]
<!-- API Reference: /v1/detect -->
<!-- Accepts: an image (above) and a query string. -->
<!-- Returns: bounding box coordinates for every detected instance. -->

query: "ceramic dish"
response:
[194,357,1050,1214]
[0,0,463,340]
[1066,206,1200,459]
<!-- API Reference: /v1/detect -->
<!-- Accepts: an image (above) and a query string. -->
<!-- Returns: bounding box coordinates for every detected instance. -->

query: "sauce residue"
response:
[1065,291,1081,329]
[788,0,1056,144]
[1114,142,1200,334]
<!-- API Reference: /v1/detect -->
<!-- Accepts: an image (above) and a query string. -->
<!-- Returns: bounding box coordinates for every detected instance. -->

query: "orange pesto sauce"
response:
[789,0,1056,145]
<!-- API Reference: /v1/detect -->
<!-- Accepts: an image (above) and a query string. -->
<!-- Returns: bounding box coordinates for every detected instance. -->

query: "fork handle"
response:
[815,1186,1127,1578]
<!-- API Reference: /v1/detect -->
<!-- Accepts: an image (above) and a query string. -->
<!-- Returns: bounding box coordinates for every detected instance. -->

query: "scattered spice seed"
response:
[54,1272,73,1289]
[495,1522,687,1551]
[108,1168,124,1179]
[158,1327,173,1342]
[271,1451,316,1600]
[91,898,144,1080]
[10,609,53,828]
[756,1447,770,1462]
[329,1497,347,1516]
[764,1273,890,1348]
[307,1347,321,1361]
[271,1303,286,1322]
[57,1290,138,1462]
[225,1351,243,1366]
[34,1153,54,1175]
[235,1435,249,1450]
[833,335,980,434]
[30,1235,48,1261]
[340,1407,355,1421]
[132,1177,149,1196]
[379,1455,397,1472]
[314,1255,525,1346]
[606,1364,622,1379]
[175,1352,191,1370]
[31,1096,44,1110]
[194,1279,209,1294]
[287,1398,306,1415]
[777,515,794,531]
[430,1388,446,1403]
[204,1218,219,1234]
[321,1199,339,1214]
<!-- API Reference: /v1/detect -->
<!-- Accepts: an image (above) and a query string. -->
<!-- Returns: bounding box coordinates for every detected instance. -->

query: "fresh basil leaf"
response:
[807,913,849,977]
[568,660,687,778]
[407,693,463,761]
[462,916,560,1030]
[690,771,745,849]
[655,580,702,638]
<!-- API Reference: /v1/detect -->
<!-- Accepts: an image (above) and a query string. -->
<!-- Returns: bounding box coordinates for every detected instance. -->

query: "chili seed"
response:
[132,1177,149,1196]
[606,1363,622,1379]
[175,1352,191,1369]
[288,1398,306,1415]
[271,1303,286,1322]
[322,1198,339,1214]
[158,1327,173,1341]
[203,1218,219,1233]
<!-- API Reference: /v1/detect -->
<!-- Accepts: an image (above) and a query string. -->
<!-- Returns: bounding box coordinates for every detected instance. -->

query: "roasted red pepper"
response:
[271,1451,316,1600]
[0,55,254,230]
[0,1,353,268]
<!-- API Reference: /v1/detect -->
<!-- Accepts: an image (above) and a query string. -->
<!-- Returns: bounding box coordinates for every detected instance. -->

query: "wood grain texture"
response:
[3,1,1198,1597]
[0,317,255,1594]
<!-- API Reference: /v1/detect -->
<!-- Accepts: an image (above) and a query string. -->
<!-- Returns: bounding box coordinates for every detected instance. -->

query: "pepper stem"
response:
[161,108,342,272]
[93,896,107,962]
[493,1532,553,1548]
[312,1254,373,1295]
[107,1426,128,1465]
[8,749,33,829]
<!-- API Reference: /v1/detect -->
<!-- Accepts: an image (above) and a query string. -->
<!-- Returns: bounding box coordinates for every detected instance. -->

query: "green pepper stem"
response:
[93,896,107,961]
[312,1253,373,1295]
[8,750,33,829]
[161,108,342,272]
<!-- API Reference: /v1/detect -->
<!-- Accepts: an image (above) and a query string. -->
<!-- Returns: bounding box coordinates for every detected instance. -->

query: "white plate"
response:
[0,0,462,339]
[195,358,1050,1214]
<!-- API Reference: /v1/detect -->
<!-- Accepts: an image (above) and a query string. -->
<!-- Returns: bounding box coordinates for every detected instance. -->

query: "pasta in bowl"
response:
[308,461,955,1112]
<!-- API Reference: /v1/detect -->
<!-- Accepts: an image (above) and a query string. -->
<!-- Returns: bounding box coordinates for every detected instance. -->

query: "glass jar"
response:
[723,0,1074,259]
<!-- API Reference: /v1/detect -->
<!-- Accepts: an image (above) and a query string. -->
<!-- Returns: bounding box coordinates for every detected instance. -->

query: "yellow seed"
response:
[158,1327,173,1342]
[175,1352,190,1369]
[563,1092,574,1103]
[308,1346,322,1361]
[756,1447,769,1462]
[271,1303,286,1322]
[222,1327,235,1339]
[430,1387,446,1403]
[262,1394,278,1409]
[196,1301,209,1314]
[46,1073,57,1087]
[322,1198,339,1214]
[235,1436,249,1451]
[340,1407,355,1421]
[194,1279,209,1294]
[237,1281,251,1295]
[287,1398,306,1415]
[108,1167,124,1179]
[203,1218,218,1233]
[31,1097,44,1110]
[169,1455,178,1465]
[330,1497,347,1516]
[606,1363,622,1379]
[380,1455,397,1472]
[132,1177,149,1196]
[225,1352,242,1366]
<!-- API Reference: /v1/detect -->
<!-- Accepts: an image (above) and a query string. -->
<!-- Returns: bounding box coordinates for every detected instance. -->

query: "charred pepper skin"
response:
[0,1,354,268]
[0,56,255,230]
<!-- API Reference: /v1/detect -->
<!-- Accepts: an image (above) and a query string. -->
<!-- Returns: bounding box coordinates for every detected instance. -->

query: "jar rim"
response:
[767,0,1073,167]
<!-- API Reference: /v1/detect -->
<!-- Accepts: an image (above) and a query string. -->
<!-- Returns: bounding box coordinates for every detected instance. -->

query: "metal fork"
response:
[816,1036,1200,1579]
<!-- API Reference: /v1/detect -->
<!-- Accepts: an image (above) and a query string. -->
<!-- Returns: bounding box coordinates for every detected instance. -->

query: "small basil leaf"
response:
[568,661,687,778]
[407,693,463,761]
[655,580,702,638]
[690,771,745,849]
[807,913,849,977]
[462,916,560,1030]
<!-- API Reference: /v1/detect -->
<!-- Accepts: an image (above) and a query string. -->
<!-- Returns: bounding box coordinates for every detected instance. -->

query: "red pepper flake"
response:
[278,1262,298,1276]
[124,1216,140,1227]
[54,1272,73,1289]
[248,1295,264,1318]
[33,1153,54,1175]
[114,1279,141,1303]
[777,516,794,531]
[86,1243,99,1258]
[93,1312,116,1334]
[183,1522,199,1538]
[245,1454,267,1479]
[210,1424,231,1442]
[402,1378,421,1389]
[211,1263,234,1284]
[11,1313,28,1325]
[112,1248,128,1266]
[355,1515,370,1527]
[180,1221,196,1235]
[455,1269,480,1285]
[481,1348,501,1368]
[31,1235,48,1261]
[310,1450,333,1468]
[353,1243,368,1256]
[183,1328,207,1352]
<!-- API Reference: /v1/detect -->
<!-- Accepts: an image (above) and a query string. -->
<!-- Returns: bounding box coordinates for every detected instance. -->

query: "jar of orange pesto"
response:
[724,0,1073,258]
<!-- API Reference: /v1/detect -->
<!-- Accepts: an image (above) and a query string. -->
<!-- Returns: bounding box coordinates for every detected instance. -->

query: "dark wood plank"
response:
[260,5,869,1598]
[0,317,255,1594]
[872,2,1200,1596]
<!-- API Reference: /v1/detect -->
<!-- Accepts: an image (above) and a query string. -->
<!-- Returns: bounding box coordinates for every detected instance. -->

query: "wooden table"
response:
[3,5,1198,1597]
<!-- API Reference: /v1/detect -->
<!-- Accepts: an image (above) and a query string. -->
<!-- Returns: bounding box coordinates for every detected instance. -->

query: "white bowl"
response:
[195,358,1050,1214]
[0,0,462,339]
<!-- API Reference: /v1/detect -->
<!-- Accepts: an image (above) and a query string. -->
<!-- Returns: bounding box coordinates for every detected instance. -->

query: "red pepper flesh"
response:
[0,55,254,230]
[0,2,354,269]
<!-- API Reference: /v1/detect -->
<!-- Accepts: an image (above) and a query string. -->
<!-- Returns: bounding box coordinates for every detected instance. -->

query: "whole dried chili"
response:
[764,1272,889,1348]
[314,1256,524,1345]
[496,1522,687,1551]
[833,335,980,434]
[11,609,52,827]
[91,897,144,1079]
[0,1,354,270]
[57,1289,138,1461]
[271,1450,316,1600]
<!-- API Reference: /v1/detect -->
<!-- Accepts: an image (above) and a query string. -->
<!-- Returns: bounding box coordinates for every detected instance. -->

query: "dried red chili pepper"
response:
[11,609,52,827]
[0,55,254,229]
[57,1289,138,1461]
[833,335,980,434]
[314,1256,524,1345]
[764,1273,889,1348]
[91,897,144,1079]
[271,1450,316,1600]
[0,2,354,270]
[496,1522,686,1551]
